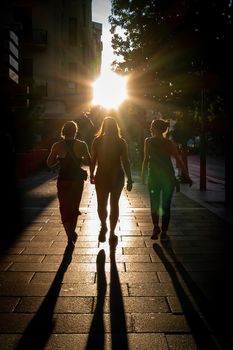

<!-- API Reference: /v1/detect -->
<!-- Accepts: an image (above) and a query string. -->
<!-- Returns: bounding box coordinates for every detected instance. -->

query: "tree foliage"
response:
[109,0,232,135]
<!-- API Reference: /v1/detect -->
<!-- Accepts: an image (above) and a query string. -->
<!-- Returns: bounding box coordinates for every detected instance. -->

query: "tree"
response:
[110,0,232,204]
[110,1,205,111]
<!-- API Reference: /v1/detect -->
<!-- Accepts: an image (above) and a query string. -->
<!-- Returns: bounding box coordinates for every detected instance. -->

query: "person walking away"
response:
[141,119,192,240]
[47,121,91,247]
[90,117,133,243]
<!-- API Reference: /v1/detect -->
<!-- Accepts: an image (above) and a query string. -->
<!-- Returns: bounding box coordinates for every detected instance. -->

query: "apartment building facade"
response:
[1,0,102,148]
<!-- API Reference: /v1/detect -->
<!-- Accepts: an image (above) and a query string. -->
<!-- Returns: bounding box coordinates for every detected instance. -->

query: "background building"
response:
[0,0,102,151]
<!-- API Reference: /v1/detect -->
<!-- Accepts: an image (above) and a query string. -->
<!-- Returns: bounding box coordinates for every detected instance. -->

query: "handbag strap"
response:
[63,140,81,167]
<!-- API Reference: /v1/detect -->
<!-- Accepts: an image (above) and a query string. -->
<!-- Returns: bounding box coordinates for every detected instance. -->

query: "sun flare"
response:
[92,71,128,109]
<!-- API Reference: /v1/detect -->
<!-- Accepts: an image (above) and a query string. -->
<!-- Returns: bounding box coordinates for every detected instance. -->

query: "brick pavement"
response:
[0,170,232,349]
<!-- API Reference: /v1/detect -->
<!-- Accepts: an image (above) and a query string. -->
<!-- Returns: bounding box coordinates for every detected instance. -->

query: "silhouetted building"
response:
[0,0,102,149]
[92,21,103,79]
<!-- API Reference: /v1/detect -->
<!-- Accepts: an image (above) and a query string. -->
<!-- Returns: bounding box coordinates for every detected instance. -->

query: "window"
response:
[67,81,77,94]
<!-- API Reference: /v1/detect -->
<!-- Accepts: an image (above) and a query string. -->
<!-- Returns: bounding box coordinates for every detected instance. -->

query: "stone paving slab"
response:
[15,296,93,314]
[0,333,172,350]
[0,171,231,349]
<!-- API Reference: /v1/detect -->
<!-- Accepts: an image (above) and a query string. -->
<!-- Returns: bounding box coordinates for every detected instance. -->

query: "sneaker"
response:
[160,232,168,240]
[151,227,161,240]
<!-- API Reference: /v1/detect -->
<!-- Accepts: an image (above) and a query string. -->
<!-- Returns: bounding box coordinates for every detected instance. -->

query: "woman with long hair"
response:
[47,121,91,248]
[90,116,133,243]
[141,119,192,240]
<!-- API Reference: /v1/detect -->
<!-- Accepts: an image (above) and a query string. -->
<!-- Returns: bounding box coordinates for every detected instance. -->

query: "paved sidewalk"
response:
[0,170,232,349]
[180,155,233,225]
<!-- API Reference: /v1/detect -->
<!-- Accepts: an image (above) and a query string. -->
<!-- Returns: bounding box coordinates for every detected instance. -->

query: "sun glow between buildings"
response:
[92,71,128,109]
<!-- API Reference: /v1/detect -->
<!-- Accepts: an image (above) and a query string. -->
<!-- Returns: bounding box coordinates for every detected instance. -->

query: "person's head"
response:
[96,117,122,138]
[150,119,169,137]
[61,121,78,139]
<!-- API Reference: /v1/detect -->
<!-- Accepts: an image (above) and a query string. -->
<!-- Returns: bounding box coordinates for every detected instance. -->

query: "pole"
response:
[200,87,206,191]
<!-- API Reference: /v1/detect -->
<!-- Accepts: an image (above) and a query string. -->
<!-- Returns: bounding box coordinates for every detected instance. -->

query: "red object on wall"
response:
[16,149,49,179]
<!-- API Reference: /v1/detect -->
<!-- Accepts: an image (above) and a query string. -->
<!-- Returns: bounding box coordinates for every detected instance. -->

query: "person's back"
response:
[94,135,124,183]
[58,139,83,181]
[47,120,91,248]
[94,136,122,172]
[148,137,175,186]
[142,118,192,240]
[90,116,133,242]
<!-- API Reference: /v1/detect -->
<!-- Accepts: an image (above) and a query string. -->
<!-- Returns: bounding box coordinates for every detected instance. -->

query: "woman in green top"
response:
[141,119,192,240]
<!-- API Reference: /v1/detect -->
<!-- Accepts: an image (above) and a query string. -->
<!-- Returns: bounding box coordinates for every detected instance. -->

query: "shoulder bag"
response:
[64,141,88,181]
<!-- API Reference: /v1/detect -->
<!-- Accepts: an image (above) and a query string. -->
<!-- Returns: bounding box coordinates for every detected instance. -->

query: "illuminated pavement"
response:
[0,170,232,349]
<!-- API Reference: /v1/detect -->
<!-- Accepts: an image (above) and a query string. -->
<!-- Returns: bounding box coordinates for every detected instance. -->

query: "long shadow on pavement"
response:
[154,240,226,349]
[109,239,128,350]
[85,249,107,350]
[86,240,129,350]
[15,244,74,350]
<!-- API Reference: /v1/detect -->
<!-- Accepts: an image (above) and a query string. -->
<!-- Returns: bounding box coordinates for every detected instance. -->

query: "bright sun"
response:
[92,71,128,109]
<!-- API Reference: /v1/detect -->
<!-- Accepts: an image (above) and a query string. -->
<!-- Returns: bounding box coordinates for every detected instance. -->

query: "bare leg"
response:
[109,186,123,238]
[95,187,109,242]
[96,187,109,228]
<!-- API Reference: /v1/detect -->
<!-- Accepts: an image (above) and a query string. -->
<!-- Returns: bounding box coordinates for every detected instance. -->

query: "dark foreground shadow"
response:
[15,244,74,350]
[154,240,224,349]
[109,239,128,350]
[0,172,56,253]
[0,130,22,250]
[0,179,23,252]
[85,249,107,350]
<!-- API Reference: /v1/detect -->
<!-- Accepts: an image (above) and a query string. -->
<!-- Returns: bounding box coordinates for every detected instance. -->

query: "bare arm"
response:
[46,143,59,169]
[80,141,91,181]
[171,142,193,186]
[141,138,149,184]
[90,138,97,184]
[81,141,91,166]
[121,139,133,190]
